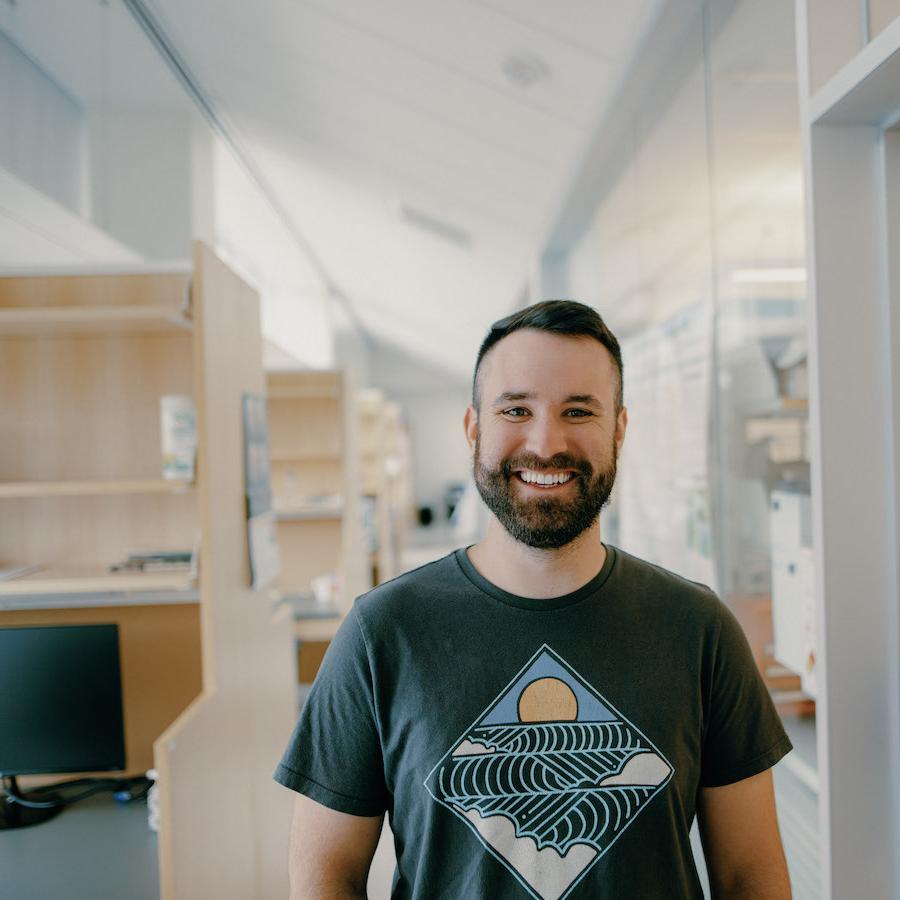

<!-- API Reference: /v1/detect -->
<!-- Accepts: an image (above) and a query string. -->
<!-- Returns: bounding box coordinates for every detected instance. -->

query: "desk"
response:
[0,792,158,900]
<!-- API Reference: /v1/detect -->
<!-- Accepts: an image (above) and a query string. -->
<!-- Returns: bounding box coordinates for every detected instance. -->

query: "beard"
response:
[473,438,618,550]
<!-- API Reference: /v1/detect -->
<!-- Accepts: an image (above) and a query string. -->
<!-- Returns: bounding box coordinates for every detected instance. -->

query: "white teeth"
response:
[520,470,573,486]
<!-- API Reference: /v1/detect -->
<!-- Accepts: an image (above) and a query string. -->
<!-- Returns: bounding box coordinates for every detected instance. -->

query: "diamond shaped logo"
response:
[424,645,674,900]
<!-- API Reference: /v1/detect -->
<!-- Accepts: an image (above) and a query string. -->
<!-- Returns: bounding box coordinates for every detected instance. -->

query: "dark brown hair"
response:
[472,300,624,411]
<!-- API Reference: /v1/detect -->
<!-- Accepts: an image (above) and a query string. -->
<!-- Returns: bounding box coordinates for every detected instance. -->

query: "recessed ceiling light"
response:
[501,51,551,89]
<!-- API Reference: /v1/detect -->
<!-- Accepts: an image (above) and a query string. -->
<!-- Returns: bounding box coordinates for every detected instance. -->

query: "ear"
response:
[615,406,628,451]
[463,404,478,451]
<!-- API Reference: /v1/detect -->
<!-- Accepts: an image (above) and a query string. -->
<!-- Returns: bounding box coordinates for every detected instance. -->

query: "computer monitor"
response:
[0,623,126,828]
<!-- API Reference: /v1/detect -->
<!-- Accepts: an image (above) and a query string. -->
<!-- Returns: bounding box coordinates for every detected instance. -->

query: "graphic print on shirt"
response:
[423,644,674,900]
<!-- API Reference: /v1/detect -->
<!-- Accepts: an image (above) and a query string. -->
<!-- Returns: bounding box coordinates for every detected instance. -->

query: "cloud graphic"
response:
[598,752,670,787]
[452,739,496,757]
[455,805,597,900]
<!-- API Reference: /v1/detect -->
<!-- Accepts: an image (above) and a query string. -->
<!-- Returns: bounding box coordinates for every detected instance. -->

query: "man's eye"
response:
[565,408,593,418]
[502,407,529,418]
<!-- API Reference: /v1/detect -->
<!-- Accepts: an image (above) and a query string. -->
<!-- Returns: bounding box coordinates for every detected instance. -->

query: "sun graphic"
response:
[517,676,579,723]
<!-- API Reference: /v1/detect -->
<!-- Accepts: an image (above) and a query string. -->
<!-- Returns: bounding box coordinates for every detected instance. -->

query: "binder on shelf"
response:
[243,393,281,589]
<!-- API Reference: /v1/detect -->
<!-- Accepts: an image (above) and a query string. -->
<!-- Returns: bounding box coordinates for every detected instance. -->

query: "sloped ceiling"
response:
[1,0,664,375]
[145,0,663,376]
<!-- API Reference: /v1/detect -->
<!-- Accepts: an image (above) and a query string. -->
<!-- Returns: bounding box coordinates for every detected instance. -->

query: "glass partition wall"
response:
[566,0,817,895]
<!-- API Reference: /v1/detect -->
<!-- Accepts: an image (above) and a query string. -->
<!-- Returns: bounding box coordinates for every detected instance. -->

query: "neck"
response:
[467,517,607,599]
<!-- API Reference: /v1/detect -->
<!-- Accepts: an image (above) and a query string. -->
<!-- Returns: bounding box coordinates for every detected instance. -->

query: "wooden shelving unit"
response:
[266,370,367,650]
[0,270,199,603]
[357,389,414,585]
[0,245,297,899]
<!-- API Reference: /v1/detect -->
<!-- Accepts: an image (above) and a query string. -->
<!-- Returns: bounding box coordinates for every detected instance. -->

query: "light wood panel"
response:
[267,369,368,610]
[276,519,343,592]
[267,395,343,458]
[0,479,193,498]
[0,603,202,780]
[267,369,340,399]
[0,306,192,335]
[293,616,342,642]
[0,493,198,573]
[0,331,194,482]
[0,567,195,597]
[0,272,190,311]
[154,243,296,900]
[270,456,343,500]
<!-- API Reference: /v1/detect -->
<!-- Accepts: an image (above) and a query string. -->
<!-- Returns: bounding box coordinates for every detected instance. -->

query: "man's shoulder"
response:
[611,545,721,610]
[354,549,464,618]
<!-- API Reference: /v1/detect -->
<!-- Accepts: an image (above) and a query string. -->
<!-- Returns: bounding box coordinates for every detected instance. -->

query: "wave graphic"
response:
[472,721,643,755]
[433,721,665,856]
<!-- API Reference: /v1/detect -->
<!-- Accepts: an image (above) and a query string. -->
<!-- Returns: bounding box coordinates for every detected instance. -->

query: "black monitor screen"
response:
[0,624,126,777]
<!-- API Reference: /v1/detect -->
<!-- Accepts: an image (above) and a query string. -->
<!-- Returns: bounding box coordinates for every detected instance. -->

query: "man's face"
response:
[465,329,627,550]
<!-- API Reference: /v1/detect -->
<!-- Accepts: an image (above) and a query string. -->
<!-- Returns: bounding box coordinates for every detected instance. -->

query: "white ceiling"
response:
[145,0,663,375]
[0,0,663,375]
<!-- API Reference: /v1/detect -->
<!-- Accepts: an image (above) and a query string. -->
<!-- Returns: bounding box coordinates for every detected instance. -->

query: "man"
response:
[275,301,793,899]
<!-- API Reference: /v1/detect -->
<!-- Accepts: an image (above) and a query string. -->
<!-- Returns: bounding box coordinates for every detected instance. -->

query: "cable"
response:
[2,775,152,811]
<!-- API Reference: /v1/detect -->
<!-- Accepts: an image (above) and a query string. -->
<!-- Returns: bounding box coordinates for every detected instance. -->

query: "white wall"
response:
[0,29,85,215]
[399,389,472,518]
[209,136,336,369]
[87,109,193,260]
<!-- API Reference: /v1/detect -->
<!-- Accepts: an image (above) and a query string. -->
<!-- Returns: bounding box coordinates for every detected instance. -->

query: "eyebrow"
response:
[565,394,604,408]
[491,391,605,410]
[491,391,534,406]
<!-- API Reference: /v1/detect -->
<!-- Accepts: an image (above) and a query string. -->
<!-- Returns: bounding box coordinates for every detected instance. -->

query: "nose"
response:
[524,412,568,461]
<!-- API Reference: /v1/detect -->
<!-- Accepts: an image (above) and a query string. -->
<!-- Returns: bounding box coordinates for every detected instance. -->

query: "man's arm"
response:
[697,769,791,899]
[288,794,384,899]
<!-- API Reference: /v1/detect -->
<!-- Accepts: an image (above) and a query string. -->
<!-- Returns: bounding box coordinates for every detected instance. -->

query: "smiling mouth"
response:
[514,469,576,488]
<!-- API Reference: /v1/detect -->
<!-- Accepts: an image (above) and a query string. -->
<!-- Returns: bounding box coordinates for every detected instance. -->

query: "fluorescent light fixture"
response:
[732,267,807,284]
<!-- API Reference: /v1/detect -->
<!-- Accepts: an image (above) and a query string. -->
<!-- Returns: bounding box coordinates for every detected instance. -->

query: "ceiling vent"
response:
[400,204,472,249]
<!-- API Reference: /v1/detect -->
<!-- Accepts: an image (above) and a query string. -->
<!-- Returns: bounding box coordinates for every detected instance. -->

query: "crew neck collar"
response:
[453,544,617,611]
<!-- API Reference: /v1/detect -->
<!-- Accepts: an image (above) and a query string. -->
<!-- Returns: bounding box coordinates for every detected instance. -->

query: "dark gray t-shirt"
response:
[274,545,792,899]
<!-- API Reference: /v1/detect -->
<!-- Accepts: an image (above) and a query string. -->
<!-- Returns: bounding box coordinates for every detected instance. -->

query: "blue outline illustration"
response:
[423,645,674,900]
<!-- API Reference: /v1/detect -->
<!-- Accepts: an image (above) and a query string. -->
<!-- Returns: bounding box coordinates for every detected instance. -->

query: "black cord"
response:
[2,776,152,810]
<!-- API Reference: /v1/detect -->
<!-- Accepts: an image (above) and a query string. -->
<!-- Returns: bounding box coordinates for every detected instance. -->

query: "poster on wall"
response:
[242,393,281,590]
[617,302,717,591]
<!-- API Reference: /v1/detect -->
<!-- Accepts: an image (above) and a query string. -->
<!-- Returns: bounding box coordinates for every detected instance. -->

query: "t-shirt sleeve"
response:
[700,599,794,787]
[273,604,389,816]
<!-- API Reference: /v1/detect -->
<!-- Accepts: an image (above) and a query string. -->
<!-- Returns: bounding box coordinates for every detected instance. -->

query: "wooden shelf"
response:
[293,616,343,642]
[0,566,197,597]
[275,507,343,522]
[0,305,192,336]
[267,386,340,400]
[0,479,195,499]
[267,370,341,401]
[269,451,342,463]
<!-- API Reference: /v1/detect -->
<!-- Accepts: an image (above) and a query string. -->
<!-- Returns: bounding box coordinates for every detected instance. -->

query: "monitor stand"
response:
[0,777,64,830]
